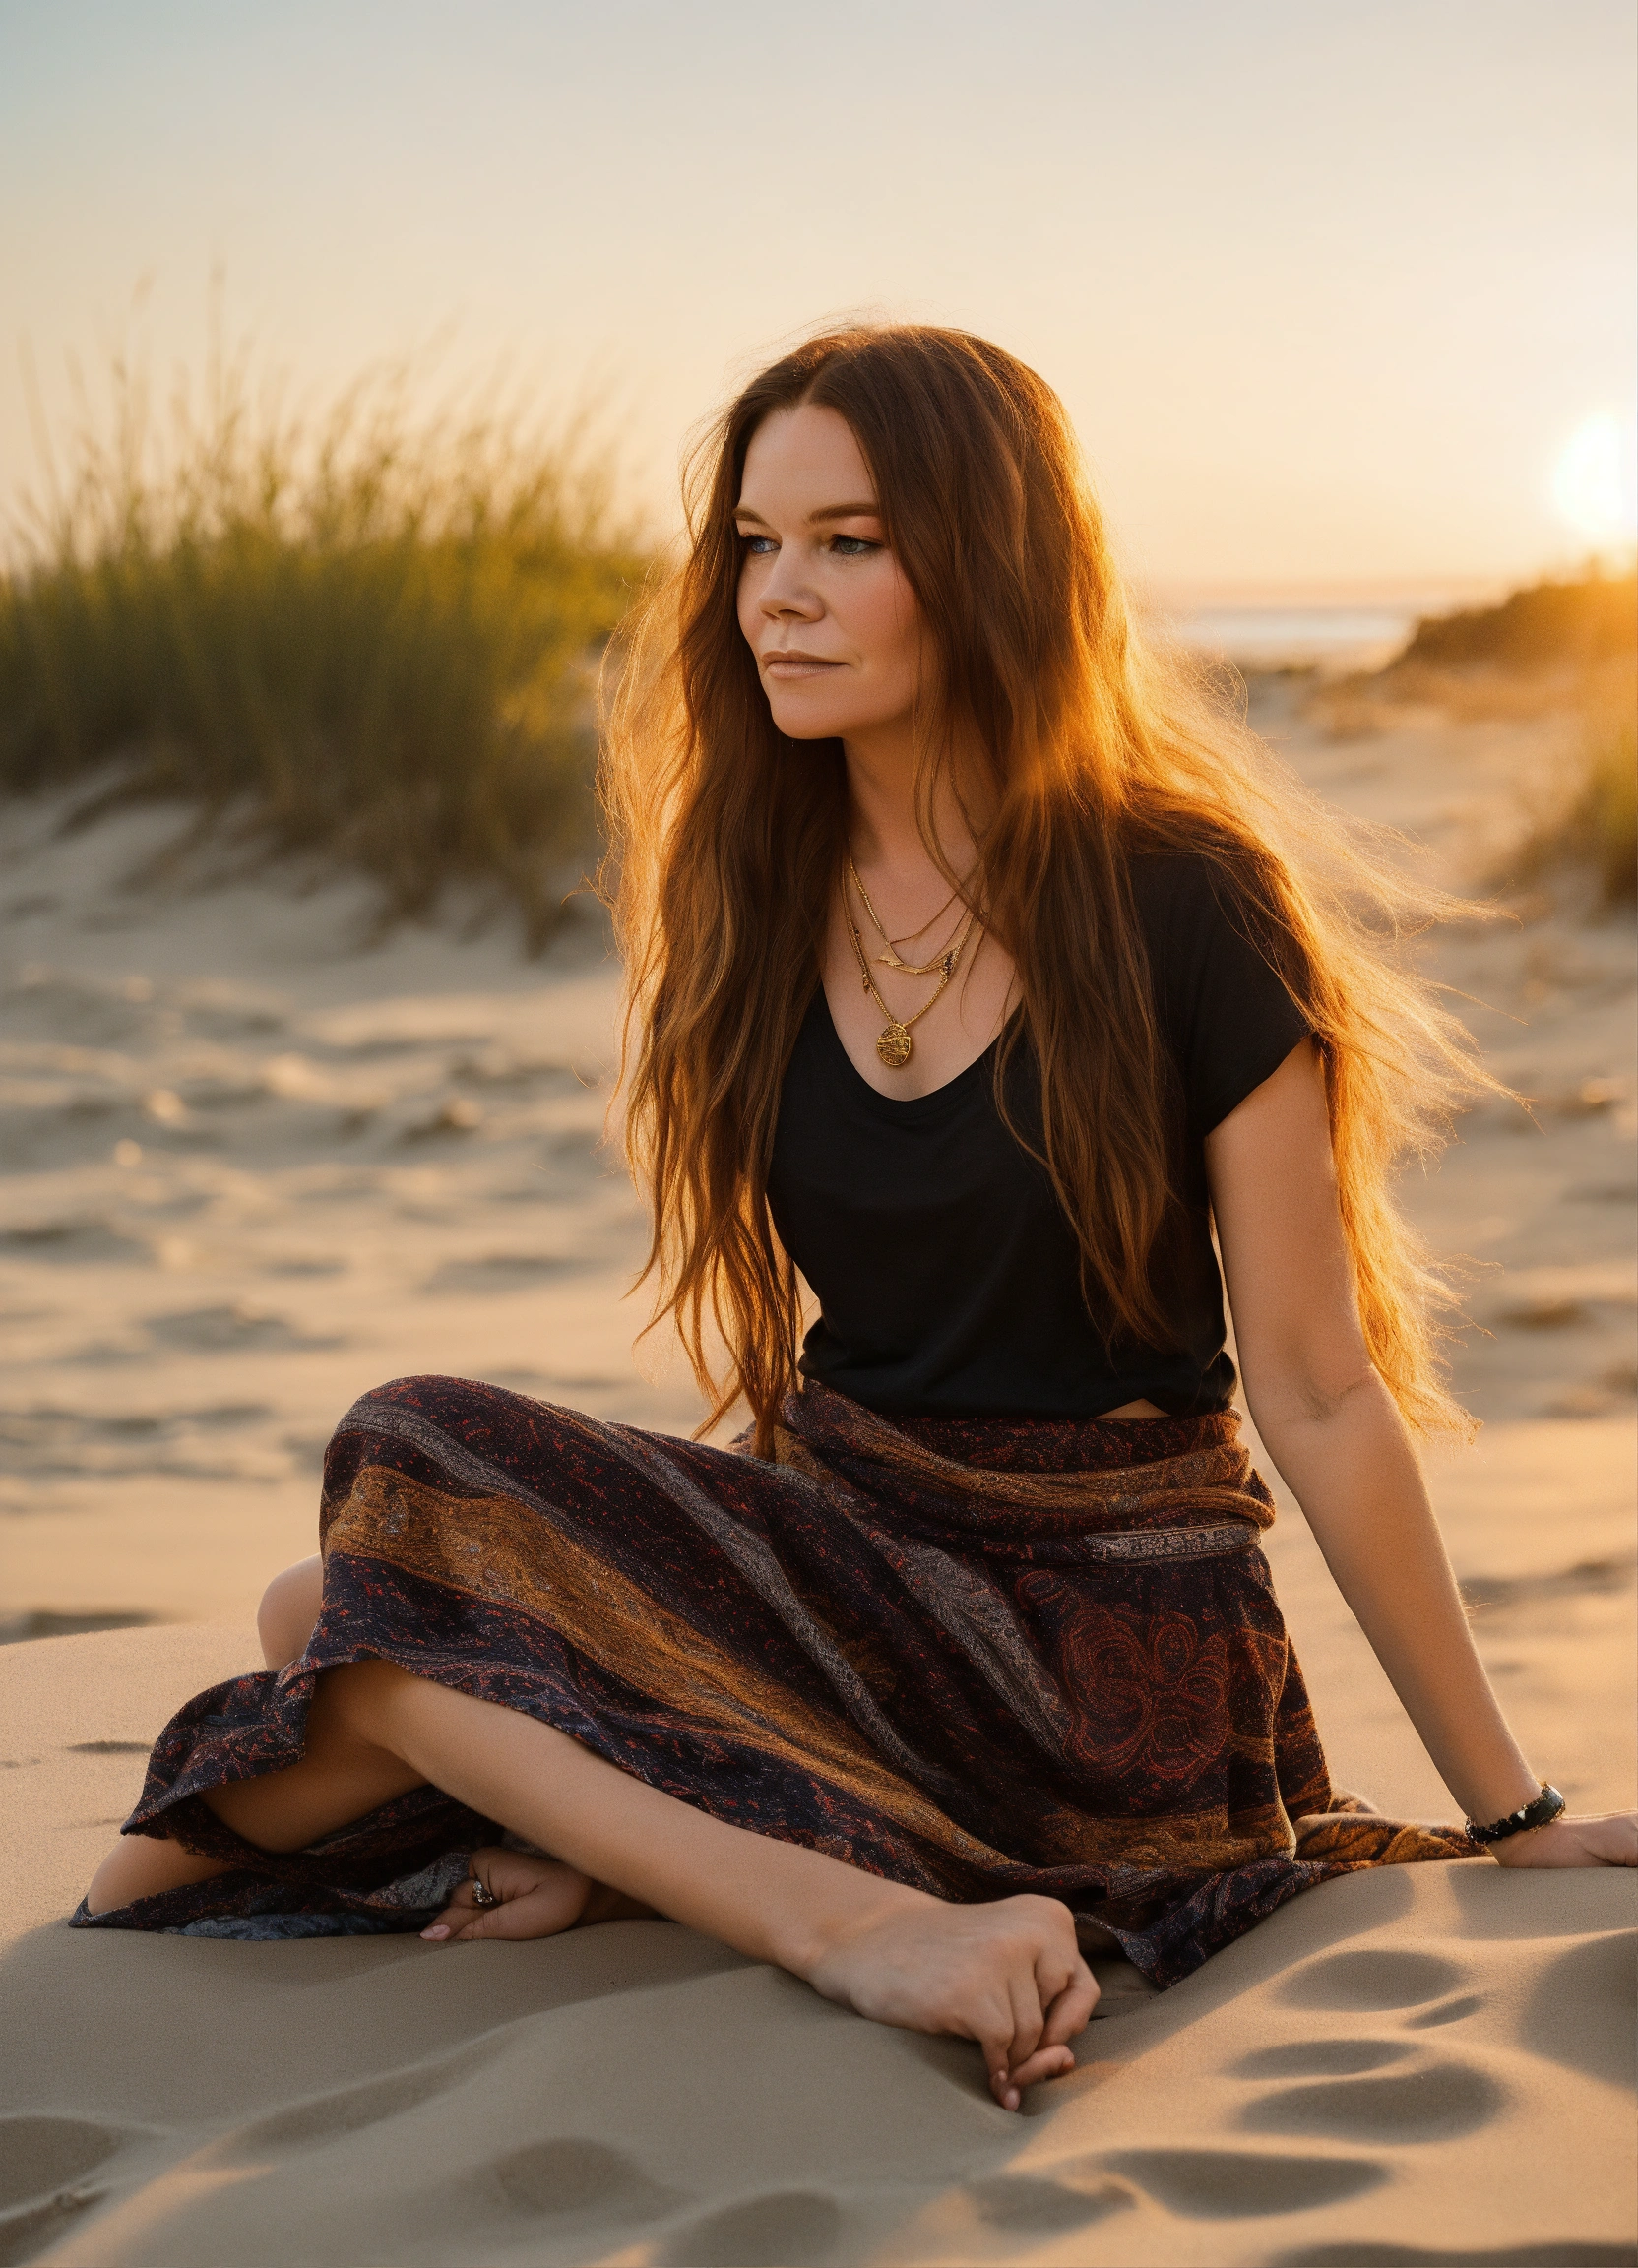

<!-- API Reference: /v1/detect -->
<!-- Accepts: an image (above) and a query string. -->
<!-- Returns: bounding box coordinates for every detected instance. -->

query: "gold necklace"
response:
[843,886,977,1069]
[848,855,972,975]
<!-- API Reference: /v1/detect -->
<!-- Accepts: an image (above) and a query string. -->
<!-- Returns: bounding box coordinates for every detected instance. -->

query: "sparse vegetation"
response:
[1394,568,1635,674]
[0,345,647,945]
[1315,567,1637,730]
[1310,567,1636,910]
[1494,678,1637,909]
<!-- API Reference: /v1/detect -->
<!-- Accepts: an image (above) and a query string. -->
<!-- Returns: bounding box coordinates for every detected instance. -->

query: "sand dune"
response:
[1,683,1634,2262]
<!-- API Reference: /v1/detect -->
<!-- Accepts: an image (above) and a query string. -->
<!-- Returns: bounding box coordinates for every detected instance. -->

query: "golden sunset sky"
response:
[2,0,1633,593]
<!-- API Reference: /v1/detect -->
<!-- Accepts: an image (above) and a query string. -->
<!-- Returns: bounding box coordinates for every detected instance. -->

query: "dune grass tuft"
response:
[0,346,647,945]
[1496,676,1638,910]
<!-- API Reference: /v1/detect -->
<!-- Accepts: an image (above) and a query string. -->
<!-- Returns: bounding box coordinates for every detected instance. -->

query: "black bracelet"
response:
[1465,1783,1564,1846]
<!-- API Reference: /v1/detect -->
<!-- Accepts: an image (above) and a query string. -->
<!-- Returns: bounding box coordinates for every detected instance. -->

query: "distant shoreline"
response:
[1166,600,1417,669]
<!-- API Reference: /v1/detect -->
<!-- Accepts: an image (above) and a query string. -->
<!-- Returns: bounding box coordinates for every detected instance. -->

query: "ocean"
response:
[1167,603,1418,669]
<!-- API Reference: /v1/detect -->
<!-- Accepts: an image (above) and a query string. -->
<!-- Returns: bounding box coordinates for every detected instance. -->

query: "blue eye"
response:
[830,536,879,557]
[740,533,777,554]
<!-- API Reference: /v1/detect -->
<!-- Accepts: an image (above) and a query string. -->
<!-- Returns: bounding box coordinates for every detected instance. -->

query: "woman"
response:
[81,326,1635,2115]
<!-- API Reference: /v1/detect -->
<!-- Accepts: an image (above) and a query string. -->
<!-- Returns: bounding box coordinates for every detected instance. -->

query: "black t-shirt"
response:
[766,850,1311,1419]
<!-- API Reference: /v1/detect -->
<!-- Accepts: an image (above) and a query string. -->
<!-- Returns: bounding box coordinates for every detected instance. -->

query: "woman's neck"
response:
[842,723,982,881]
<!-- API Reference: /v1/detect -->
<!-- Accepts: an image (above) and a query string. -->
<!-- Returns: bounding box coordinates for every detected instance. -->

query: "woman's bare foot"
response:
[806,1890,1099,2111]
[419,1846,658,1942]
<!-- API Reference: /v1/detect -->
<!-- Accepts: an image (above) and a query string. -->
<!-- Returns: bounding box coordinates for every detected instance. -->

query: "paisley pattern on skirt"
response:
[77,1375,1471,1983]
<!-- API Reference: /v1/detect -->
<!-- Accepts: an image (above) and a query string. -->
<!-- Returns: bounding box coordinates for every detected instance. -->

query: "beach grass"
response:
[1496,671,1638,909]
[1311,569,1637,909]
[1392,567,1636,909]
[0,347,647,945]
[1396,564,1636,674]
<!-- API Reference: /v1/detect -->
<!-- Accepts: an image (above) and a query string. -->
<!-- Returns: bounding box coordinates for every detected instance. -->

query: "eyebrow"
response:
[733,500,882,526]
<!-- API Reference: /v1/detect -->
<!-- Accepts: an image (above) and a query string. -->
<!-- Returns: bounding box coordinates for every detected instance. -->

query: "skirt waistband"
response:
[771,1382,1276,1547]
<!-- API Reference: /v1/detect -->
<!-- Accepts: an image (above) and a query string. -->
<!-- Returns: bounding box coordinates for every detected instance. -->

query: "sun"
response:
[1550,410,1638,547]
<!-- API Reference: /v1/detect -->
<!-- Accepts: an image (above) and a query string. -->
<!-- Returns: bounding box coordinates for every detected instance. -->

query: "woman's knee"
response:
[312,1656,419,1744]
[257,1555,324,1670]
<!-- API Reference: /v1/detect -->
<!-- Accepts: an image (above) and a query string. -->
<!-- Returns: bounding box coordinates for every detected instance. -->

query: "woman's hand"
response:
[419,1846,654,1941]
[807,1891,1099,2112]
[1490,1811,1638,1867]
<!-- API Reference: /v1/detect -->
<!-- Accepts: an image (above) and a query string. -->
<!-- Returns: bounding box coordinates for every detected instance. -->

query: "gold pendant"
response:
[876,1022,914,1069]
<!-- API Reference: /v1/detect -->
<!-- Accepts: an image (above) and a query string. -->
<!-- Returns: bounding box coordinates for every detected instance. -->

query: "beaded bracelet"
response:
[1465,1783,1564,1846]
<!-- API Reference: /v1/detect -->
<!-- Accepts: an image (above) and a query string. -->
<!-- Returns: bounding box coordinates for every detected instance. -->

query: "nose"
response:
[758,550,822,622]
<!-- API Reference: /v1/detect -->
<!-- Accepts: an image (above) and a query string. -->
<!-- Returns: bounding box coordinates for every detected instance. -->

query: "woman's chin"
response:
[767,696,893,746]
[770,709,851,744]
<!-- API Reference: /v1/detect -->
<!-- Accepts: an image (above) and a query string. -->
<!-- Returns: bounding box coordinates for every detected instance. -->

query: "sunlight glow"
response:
[1550,410,1638,546]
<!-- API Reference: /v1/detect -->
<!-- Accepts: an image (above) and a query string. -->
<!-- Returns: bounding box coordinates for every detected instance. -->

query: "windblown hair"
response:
[599,324,1494,1452]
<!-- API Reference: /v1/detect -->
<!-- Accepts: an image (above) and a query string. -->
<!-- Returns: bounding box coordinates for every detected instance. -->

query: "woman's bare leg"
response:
[86,1557,337,1911]
[243,1664,1094,2106]
[258,1555,323,1671]
[85,1661,1097,2108]
[83,1839,240,1913]
[83,1656,425,1917]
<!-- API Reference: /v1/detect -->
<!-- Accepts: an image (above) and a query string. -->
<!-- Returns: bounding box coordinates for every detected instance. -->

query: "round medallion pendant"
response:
[876,1022,914,1069]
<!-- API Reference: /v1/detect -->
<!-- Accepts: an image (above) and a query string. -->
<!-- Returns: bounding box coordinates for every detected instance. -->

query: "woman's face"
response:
[735,403,928,746]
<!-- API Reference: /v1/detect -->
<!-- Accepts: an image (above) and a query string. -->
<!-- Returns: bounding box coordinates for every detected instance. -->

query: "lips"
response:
[762,651,843,671]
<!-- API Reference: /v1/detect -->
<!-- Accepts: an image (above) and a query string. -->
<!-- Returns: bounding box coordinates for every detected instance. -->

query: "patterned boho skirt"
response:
[77,1375,1471,1984]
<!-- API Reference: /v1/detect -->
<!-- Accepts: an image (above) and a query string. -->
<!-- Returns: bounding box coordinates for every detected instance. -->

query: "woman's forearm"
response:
[1251,1370,1541,1825]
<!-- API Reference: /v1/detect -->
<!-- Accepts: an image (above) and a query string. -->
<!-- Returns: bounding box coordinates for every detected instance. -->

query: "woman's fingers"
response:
[985,2032,1026,2112]
[420,1850,598,1941]
[446,1898,548,1942]
[419,1876,482,1940]
[988,1948,1099,2106]
[1039,1953,1101,2047]
[1006,2042,1077,2091]
[975,1973,1044,2110]
[1492,1811,1638,1868]
[1006,1968,1049,2078]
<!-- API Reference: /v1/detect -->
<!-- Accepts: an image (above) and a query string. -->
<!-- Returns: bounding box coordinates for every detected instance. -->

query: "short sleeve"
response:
[1131,852,1312,1138]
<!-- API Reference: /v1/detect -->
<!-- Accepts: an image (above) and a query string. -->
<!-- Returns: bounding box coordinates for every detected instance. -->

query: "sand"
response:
[0,1622,1633,2267]
[1,684,1634,2262]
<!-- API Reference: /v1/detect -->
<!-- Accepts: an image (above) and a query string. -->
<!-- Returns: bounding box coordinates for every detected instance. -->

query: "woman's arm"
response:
[1208,1039,1635,1866]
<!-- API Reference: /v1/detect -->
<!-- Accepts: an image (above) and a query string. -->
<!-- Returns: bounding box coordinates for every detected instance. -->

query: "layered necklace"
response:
[844,853,977,1070]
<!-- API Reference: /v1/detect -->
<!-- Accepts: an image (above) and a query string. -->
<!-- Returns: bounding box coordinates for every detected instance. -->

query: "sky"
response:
[2,0,1634,595]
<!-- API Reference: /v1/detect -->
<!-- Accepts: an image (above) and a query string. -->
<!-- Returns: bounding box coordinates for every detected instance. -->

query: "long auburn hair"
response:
[599,324,1494,1452]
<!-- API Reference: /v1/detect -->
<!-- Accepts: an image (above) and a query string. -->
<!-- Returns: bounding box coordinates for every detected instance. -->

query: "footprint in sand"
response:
[1255,1950,1514,2147]
[211,2079,693,2252]
[1102,2147,1385,2221]
[1232,2040,1414,2079]
[486,2136,685,2224]
[0,2113,144,2266]
[368,2135,689,2253]
[1241,2059,1502,2143]
[1405,1994,1485,2029]
[1519,1929,1638,2088]
[206,2040,501,2162]
[657,2189,844,2267]
[962,2169,1138,2233]
[1279,1946,1466,2010]
[0,2116,134,2210]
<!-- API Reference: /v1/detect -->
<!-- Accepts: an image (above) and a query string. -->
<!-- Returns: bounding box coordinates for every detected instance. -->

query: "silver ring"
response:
[469,1874,498,1909]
